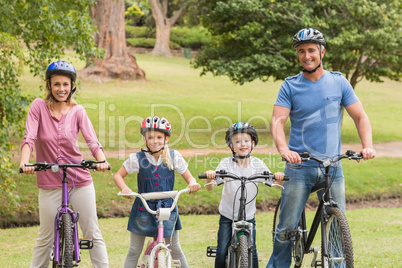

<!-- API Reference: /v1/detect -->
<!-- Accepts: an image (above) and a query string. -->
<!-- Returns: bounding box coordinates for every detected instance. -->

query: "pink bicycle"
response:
[119,188,189,268]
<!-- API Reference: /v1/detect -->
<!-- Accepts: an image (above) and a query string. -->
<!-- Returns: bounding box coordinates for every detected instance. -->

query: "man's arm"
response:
[271,105,302,164]
[345,101,376,160]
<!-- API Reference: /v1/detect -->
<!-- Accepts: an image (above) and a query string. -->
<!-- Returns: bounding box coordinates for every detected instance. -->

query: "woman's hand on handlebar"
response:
[20,163,35,175]
[280,149,302,165]
[95,161,110,172]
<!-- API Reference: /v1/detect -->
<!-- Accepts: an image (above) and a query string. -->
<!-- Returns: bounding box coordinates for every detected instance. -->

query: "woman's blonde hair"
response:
[44,76,77,111]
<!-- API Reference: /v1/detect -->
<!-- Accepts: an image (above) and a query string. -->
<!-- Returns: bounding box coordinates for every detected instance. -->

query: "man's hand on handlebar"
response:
[360,147,376,161]
[280,149,302,165]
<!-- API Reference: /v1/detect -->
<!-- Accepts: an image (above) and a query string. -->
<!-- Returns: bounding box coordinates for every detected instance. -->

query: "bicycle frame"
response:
[201,171,287,268]
[119,189,189,268]
[53,166,81,264]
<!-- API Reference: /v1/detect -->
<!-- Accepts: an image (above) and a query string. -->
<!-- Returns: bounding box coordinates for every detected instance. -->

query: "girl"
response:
[20,61,109,267]
[114,116,201,268]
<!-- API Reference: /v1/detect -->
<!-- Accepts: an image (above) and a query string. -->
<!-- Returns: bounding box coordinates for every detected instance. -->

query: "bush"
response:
[126,38,181,50]
[125,26,212,49]
[171,26,212,49]
[125,25,155,38]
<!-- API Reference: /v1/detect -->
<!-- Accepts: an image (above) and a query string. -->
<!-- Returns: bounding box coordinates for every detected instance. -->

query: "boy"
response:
[205,122,284,268]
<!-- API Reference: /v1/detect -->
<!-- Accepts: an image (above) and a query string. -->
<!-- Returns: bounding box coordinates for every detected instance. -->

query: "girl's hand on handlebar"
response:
[121,187,133,199]
[95,161,109,172]
[281,150,302,165]
[187,181,201,194]
[20,163,35,175]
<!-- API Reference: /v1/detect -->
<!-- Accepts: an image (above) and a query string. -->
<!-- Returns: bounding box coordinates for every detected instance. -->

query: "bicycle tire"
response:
[157,250,167,268]
[323,208,354,268]
[272,198,304,268]
[61,213,75,268]
[238,235,248,268]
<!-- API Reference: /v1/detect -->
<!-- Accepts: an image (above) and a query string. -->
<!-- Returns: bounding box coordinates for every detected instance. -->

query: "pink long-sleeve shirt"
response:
[21,98,103,189]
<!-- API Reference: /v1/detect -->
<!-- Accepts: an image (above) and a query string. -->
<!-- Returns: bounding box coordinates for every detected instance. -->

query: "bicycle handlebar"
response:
[198,170,289,187]
[19,160,111,173]
[118,188,190,215]
[282,150,363,167]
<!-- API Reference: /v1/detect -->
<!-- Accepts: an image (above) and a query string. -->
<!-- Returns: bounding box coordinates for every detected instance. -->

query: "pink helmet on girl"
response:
[141,116,171,137]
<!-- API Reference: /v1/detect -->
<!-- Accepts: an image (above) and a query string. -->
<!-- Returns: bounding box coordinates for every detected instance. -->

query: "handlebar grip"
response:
[283,176,290,181]
[108,166,111,170]
[198,174,207,179]
[19,168,23,173]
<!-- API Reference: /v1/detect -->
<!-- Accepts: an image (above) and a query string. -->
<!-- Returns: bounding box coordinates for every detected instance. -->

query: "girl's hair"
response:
[162,143,173,170]
[44,77,77,110]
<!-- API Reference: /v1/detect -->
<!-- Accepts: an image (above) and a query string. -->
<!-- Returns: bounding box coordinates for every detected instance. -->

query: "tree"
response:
[79,0,146,81]
[149,0,187,56]
[193,0,401,88]
[0,0,101,214]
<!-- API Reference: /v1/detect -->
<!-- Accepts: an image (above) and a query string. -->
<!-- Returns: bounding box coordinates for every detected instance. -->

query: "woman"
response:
[20,61,109,267]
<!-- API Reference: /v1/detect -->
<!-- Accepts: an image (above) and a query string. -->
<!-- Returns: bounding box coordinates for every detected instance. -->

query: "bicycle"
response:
[199,170,288,268]
[118,188,190,268]
[20,158,110,268]
[272,150,363,268]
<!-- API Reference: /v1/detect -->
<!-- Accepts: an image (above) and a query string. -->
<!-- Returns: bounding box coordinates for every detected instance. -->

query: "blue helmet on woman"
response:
[46,61,77,102]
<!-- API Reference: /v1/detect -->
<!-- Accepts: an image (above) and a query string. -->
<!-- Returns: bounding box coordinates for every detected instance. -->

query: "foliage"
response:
[125,25,155,38]
[194,0,402,87]
[171,26,212,49]
[125,4,144,26]
[0,0,101,213]
[126,26,211,49]
[126,37,181,49]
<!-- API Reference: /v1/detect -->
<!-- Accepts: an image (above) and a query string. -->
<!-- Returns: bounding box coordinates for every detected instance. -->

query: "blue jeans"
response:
[267,163,345,268]
[216,215,259,268]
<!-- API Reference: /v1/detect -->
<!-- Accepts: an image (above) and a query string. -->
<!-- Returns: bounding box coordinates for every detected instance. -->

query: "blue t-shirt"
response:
[275,71,358,166]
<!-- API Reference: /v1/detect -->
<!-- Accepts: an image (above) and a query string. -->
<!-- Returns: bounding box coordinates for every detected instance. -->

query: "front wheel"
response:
[53,213,74,268]
[323,208,354,268]
[157,251,167,268]
[237,235,249,268]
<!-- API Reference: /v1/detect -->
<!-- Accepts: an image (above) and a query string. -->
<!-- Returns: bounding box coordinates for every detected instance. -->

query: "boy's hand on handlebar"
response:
[360,147,376,161]
[187,181,201,194]
[281,150,302,164]
[20,163,35,174]
[274,172,285,182]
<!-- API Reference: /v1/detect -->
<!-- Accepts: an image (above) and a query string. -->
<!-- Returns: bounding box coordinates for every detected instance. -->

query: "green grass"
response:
[16,53,402,151]
[0,208,400,267]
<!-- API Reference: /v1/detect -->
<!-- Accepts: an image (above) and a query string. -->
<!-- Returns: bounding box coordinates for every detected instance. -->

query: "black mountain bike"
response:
[272,150,362,268]
[199,170,288,268]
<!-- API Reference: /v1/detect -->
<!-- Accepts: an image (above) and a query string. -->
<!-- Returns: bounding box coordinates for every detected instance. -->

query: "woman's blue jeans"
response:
[215,215,258,268]
[267,163,345,268]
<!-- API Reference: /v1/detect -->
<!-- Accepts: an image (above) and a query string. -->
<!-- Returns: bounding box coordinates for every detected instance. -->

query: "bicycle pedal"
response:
[79,238,93,249]
[171,259,181,267]
[206,246,217,257]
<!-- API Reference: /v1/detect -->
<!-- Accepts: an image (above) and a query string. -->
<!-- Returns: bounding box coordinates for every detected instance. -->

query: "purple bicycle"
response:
[20,158,110,268]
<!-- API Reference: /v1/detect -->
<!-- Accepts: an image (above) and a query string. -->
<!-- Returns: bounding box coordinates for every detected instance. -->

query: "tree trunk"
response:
[79,0,145,82]
[149,0,185,57]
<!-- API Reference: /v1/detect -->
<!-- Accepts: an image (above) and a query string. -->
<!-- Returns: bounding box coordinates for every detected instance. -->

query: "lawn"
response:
[1,208,400,267]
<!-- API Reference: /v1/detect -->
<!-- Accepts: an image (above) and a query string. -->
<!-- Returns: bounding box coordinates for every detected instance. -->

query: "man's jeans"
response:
[267,163,345,268]
[215,215,258,268]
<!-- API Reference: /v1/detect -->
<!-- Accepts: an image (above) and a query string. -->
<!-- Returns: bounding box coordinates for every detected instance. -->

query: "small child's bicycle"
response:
[199,170,288,268]
[20,158,109,268]
[118,188,190,268]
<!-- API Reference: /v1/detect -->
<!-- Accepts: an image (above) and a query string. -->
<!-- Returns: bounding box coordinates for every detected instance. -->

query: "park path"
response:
[99,141,402,159]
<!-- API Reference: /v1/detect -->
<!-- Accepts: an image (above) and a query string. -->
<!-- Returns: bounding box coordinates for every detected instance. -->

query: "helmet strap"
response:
[49,81,76,103]
[230,144,254,163]
[302,62,321,74]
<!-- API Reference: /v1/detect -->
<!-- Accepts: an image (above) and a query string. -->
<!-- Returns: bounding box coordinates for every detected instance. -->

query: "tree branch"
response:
[169,7,186,25]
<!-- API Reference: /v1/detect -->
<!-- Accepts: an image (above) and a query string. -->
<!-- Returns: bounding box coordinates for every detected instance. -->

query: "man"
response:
[267,28,376,267]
